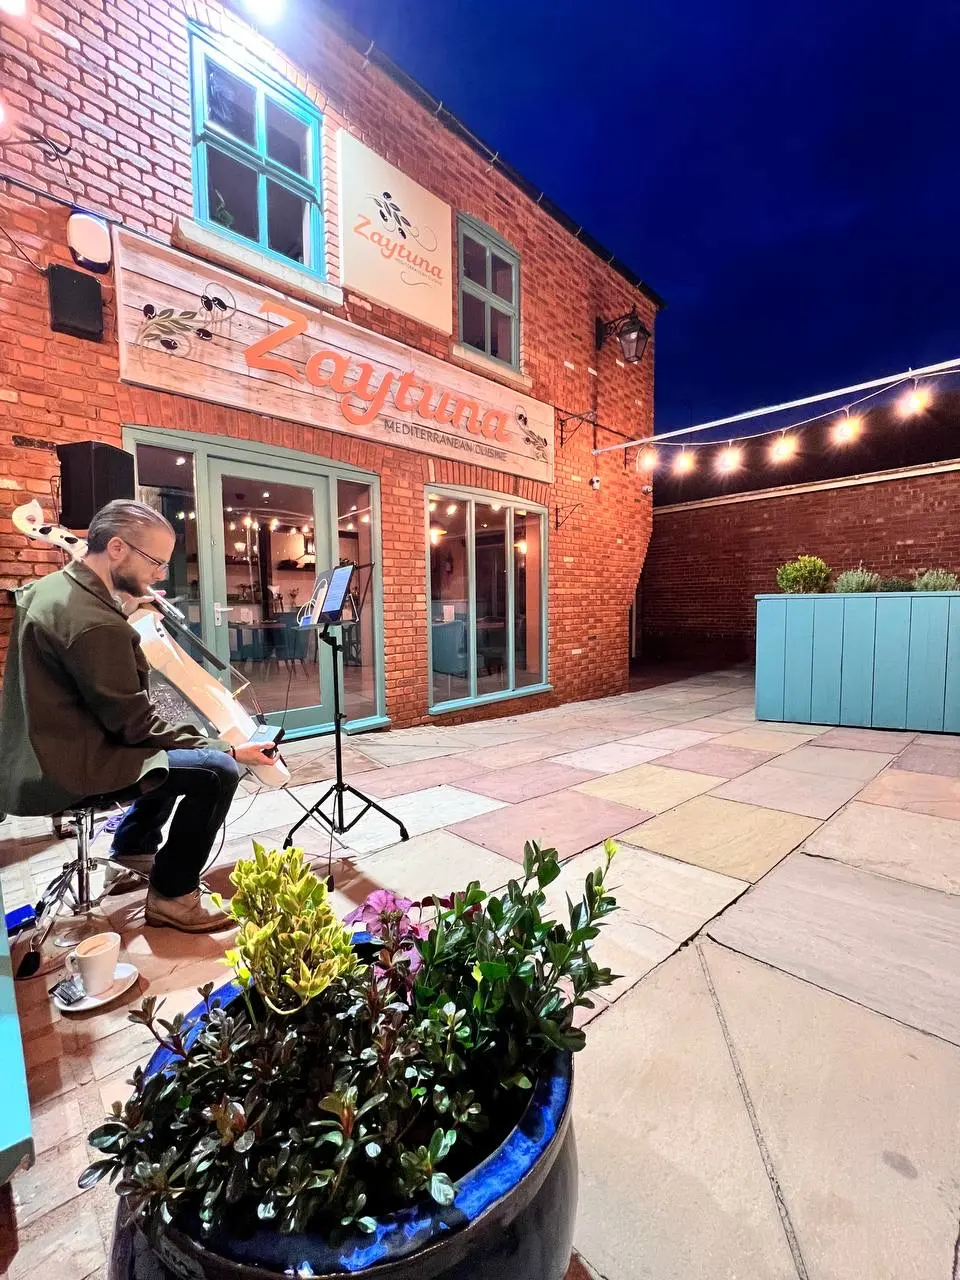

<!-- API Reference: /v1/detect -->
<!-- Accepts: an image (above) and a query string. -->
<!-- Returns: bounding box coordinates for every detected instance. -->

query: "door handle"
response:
[214,602,233,627]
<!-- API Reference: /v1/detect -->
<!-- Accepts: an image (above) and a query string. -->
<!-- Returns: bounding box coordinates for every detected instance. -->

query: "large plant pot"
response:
[107,982,577,1280]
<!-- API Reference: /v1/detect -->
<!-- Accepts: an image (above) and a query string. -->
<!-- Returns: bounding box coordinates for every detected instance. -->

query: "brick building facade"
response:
[0,0,660,734]
[641,462,960,663]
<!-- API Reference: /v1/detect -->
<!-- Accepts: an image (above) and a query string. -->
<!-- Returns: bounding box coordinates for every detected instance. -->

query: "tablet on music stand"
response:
[304,563,355,626]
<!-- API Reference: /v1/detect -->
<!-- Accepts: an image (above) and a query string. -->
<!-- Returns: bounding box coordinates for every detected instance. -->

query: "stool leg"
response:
[76,809,92,910]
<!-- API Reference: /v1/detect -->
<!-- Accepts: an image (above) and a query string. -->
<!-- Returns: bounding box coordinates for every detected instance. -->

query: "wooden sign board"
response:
[114,230,555,484]
[338,131,453,334]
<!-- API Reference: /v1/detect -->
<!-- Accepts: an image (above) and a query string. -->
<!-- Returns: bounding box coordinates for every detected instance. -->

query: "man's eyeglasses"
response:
[120,538,169,573]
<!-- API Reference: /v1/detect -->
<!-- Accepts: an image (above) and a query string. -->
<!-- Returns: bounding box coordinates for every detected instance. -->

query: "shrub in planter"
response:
[913,568,959,591]
[877,576,914,592]
[776,555,831,594]
[82,841,619,1280]
[834,565,881,593]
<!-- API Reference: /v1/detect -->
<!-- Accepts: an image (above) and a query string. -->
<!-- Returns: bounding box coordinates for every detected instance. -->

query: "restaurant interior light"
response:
[595,308,651,364]
[445,503,458,516]
[429,527,446,546]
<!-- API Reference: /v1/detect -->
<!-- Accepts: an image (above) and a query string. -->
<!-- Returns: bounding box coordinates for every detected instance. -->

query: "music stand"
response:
[284,563,409,875]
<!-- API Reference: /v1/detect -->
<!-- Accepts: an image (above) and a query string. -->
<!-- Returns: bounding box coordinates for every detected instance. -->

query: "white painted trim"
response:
[172,217,344,310]
[653,458,960,514]
[450,343,533,390]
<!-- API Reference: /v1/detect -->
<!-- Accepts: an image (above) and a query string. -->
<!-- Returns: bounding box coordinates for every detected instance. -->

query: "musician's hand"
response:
[234,742,278,766]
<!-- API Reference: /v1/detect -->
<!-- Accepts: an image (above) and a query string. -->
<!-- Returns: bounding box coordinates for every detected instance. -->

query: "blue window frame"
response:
[457,215,520,370]
[189,28,325,277]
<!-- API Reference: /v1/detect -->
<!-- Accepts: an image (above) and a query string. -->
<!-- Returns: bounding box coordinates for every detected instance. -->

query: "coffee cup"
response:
[66,931,121,997]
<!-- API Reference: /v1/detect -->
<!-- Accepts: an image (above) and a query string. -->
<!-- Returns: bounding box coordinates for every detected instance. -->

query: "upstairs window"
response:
[457,216,520,370]
[190,30,325,276]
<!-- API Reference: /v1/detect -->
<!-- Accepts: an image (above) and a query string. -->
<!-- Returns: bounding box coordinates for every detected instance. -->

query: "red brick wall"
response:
[641,469,960,662]
[0,0,656,726]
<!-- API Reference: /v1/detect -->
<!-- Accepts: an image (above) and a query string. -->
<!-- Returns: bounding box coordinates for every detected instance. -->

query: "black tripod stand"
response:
[284,626,409,875]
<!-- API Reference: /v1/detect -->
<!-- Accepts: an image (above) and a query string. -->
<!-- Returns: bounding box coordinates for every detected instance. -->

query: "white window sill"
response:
[451,343,533,390]
[172,217,344,309]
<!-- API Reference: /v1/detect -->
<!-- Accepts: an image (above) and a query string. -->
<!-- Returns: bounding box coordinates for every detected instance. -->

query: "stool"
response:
[14,796,150,979]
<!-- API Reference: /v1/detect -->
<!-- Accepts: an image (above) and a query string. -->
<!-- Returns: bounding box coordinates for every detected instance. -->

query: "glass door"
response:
[207,459,334,733]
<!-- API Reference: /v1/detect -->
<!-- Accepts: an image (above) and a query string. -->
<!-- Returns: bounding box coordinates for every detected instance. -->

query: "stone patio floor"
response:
[2,666,960,1278]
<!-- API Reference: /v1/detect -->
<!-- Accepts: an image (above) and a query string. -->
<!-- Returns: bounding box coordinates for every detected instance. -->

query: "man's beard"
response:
[110,567,143,598]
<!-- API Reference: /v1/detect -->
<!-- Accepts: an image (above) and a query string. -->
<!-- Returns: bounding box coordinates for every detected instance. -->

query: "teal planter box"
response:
[755,593,960,732]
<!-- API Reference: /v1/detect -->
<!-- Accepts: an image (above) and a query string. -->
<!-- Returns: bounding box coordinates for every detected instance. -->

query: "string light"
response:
[429,527,446,546]
[832,413,863,444]
[445,502,458,516]
[770,434,797,463]
[717,444,742,473]
[0,0,28,15]
[269,517,279,532]
[898,384,932,417]
[638,447,658,472]
[673,450,695,476]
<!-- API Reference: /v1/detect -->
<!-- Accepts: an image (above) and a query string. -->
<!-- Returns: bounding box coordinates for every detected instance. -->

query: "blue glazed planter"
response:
[107,980,577,1280]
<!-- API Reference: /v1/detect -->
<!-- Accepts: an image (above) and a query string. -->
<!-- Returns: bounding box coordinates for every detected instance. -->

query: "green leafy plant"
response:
[775,555,831,594]
[877,576,914,592]
[81,840,619,1241]
[214,844,360,1015]
[913,568,959,591]
[833,565,881,593]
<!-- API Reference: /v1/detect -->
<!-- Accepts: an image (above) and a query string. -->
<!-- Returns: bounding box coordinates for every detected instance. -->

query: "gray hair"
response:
[86,500,174,553]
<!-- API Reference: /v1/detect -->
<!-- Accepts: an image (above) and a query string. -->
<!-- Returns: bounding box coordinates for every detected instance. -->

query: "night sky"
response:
[325,0,960,432]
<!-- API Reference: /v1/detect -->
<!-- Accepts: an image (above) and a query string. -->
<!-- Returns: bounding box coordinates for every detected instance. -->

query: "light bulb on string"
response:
[898,383,932,417]
[673,449,695,476]
[638,447,658,472]
[770,433,797,463]
[832,412,863,445]
[716,443,742,474]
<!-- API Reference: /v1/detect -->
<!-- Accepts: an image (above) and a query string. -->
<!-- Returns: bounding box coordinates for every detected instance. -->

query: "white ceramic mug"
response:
[66,931,121,997]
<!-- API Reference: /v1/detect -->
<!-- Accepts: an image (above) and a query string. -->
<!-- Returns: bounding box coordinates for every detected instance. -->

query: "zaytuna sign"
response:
[114,230,555,483]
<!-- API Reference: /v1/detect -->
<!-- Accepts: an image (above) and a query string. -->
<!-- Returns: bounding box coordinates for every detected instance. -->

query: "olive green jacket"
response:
[0,561,227,815]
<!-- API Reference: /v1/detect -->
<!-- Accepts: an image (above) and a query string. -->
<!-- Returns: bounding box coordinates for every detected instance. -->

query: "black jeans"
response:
[110,748,242,898]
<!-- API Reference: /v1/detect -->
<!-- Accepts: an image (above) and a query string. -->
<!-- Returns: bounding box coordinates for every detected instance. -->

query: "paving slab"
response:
[634,796,819,882]
[354,829,518,901]
[357,754,493,798]
[815,726,917,752]
[548,742,668,774]
[859,768,960,820]
[457,760,600,804]
[772,743,894,780]
[451,736,574,771]
[708,853,960,1045]
[618,726,719,751]
[331,785,505,855]
[574,763,725,812]
[802,800,960,895]
[707,726,819,753]
[892,743,960,778]
[555,842,746,942]
[350,739,466,766]
[448,789,645,863]
[712,762,864,819]
[703,939,960,1280]
[656,741,777,778]
[573,946,798,1280]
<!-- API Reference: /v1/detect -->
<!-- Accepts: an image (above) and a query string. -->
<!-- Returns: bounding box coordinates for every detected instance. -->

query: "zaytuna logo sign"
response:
[115,230,554,483]
[338,132,453,334]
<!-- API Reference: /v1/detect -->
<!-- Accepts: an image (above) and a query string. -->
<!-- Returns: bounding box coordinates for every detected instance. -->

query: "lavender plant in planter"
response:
[81,840,619,1279]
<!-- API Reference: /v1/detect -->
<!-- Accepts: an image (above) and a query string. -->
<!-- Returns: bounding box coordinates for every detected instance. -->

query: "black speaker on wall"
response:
[47,264,104,342]
[56,441,135,529]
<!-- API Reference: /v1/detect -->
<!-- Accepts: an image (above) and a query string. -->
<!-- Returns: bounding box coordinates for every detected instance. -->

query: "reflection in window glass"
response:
[461,291,485,353]
[267,180,306,263]
[429,500,470,706]
[266,99,308,174]
[338,479,377,722]
[513,512,543,688]
[490,307,513,365]
[207,148,259,242]
[491,254,513,302]
[428,494,546,707]
[206,58,256,144]
[135,444,201,630]
[476,504,508,695]
[462,234,486,287]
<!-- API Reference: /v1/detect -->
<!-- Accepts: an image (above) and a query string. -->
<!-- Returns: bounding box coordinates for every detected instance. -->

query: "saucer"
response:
[53,962,140,1013]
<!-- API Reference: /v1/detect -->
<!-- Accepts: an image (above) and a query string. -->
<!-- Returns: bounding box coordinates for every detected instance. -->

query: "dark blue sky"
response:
[327,0,960,430]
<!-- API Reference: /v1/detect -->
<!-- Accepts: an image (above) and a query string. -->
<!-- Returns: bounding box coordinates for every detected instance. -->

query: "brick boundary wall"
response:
[640,465,960,664]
